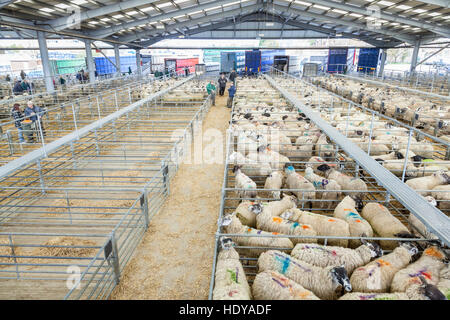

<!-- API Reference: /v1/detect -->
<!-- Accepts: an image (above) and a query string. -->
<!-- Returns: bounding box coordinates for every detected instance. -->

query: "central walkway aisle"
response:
[110,86,231,299]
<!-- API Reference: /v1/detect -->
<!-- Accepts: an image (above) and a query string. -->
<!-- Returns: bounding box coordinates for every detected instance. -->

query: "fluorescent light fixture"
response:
[156,24,165,29]
[335,33,342,37]
[349,13,362,17]
[55,3,71,9]
[101,18,111,21]
[126,11,139,15]
[313,5,330,10]
[224,1,241,6]
[206,6,222,11]
[174,0,190,3]
[159,2,173,7]
[332,9,348,14]
[428,12,441,16]
[174,15,186,19]
[189,10,203,15]
[266,22,274,26]
[178,35,185,38]
[40,7,55,12]
[258,33,264,37]
[376,37,383,40]
[294,1,312,6]
[413,8,426,13]
[71,0,88,4]
[113,14,124,19]
[378,1,394,6]
[396,5,411,10]
[140,7,155,12]
[89,21,99,24]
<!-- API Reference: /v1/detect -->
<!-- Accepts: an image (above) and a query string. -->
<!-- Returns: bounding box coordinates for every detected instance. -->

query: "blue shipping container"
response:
[327,48,348,73]
[220,51,245,74]
[357,48,380,74]
[94,56,136,75]
[245,50,261,74]
[261,49,286,73]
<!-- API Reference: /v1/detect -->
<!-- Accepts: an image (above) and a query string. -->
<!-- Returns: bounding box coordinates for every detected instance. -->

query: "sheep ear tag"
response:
[221,216,232,227]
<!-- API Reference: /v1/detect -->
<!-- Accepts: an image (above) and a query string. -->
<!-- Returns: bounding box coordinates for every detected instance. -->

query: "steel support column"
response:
[85,39,96,84]
[410,40,421,74]
[136,50,142,76]
[378,49,387,77]
[37,31,55,94]
[114,44,121,76]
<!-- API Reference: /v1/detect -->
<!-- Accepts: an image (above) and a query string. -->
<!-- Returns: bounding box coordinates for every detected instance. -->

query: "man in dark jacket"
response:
[218,73,227,96]
[227,84,236,108]
[24,100,46,138]
[13,80,24,95]
[11,103,25,143]
[229,69,237,86]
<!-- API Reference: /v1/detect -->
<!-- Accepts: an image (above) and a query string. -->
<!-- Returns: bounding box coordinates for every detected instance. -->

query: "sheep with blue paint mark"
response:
[334,196,374,248]
[252,270,320,300]
[257,250,352,300]
[280,208,351,247]
[283,164,316,209]
[232,165,257,200]
[290,240,383,275]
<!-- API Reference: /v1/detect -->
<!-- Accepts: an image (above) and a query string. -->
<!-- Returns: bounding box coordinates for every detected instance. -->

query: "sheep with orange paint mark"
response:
[252,270,320,300]
[255,209,317,245]
[334,196,374,248]
[279,207,351,247]
[391,246,447,293]
[221,213,294,257]
[350,242,419,293]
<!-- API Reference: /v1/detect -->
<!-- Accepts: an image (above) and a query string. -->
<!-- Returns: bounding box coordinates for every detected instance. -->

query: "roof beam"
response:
[415,0,450,8]
[303,0,450,38]
[0,0,15,9]
[273,3,416,44]
[47,0,162,31]
[119,4,260,43]
[88,0,243,39]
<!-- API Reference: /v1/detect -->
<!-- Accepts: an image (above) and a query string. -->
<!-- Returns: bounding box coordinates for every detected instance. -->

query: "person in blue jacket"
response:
[24,100,46,140]
[227,84,236,108]
[13,80,24,95]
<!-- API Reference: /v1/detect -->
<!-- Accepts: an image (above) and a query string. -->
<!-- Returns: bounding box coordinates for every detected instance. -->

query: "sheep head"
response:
[330,266,352,295]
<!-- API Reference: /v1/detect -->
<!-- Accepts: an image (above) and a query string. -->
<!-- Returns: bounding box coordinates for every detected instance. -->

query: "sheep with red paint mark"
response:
[290,240,383,275]
[257,250,352,300]
[252,270,320,300]
[213,244,252,300]
[391,246,447,293]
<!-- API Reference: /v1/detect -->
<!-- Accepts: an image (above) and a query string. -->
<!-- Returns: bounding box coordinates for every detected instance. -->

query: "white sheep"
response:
[261,194,297,217]
[221,213,294,257]
[304,167,341,209]
[408,197,439,240]
[315,133,335,160]
[280,208,350,247]
[334,196,374,248]
[212,244,252,300]
[375,159,419,178]
[350,243,418,293]
[316,164,368,200]
[284,165,316,209]
[361,202,412,250]
[235,201,263,228]
[391,246,447,293]
[252,270,320,300]
[264,171,284,199]
[290,240,383,274]
[233,166,257,199]
[257,250,352,300]
[431,184,450,211]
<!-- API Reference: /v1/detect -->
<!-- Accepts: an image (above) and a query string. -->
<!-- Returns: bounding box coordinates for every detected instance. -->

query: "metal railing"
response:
[0,75,213,299]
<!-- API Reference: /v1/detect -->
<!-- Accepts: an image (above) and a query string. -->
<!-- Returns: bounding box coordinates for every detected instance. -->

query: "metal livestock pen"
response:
[208,75,449,299]
[0,75,213,299]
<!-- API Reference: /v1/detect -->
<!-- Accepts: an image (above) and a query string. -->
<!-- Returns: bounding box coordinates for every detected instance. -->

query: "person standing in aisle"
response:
[13,80,24,95]
[20,70,26,80]
[227,83,236,108]
[206,80,216,106]
[11,103,25,144]
[24,100,46,140]
[229,69,237,86]
[218,73,227,96]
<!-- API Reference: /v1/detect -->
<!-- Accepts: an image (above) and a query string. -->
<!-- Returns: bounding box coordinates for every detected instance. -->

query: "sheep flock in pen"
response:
[213,77,449,301]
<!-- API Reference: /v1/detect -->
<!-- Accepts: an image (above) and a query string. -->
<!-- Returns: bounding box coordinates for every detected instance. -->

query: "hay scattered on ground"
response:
[32,236,98,258]
[0,238,22,268]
